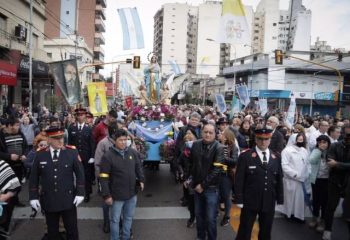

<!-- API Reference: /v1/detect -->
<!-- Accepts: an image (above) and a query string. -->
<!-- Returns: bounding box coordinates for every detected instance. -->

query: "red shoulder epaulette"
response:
[65,145,77,150]
[36,146,48,152]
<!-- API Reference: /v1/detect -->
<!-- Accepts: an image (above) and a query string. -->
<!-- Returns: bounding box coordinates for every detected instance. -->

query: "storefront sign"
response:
[0,61,17,86]
[314,92,334,100]
[259,90,291,99]
[18,57,49,76]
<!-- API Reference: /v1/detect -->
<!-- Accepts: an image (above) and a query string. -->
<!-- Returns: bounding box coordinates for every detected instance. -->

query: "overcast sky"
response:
[101,0,350,75]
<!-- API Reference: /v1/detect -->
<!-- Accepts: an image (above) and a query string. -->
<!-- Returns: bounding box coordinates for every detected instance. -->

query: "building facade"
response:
[44,0,106,81]
[0,0,51,113]
[252,0,311,55]
[223,52,350,116]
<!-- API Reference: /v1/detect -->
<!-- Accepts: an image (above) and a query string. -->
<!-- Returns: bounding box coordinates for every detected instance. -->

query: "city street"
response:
[11,164,348,240]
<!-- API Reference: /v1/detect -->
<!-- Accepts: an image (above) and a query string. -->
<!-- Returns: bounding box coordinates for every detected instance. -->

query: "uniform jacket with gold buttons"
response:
[29,146,85,212]
[234,148,284,212]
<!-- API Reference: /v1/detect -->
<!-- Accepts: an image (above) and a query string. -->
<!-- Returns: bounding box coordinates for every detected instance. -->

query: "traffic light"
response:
[275,49,283,65]
[133,56,141,69]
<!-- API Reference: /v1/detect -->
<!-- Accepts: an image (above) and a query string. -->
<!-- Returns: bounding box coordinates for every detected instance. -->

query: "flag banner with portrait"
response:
[215,94,227,113]
[87,82,108,116]
[230,96,241,118]
[285,94,296,129]
[236,84,250,107]
[218,0,251,44]
[49,59,81,106]
[118,8,144,50]
[258,98,268,116]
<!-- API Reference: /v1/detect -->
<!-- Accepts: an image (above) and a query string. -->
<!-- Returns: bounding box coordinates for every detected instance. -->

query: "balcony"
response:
[94,45,105,56]
[95,32,105,45]
[95,15,106,32]
[95,4,106,20]
[96,0,106,8]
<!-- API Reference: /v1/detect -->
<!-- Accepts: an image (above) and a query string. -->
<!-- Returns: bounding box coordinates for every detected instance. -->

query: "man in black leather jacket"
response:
[189,123,225,240]
[323,124,350,240]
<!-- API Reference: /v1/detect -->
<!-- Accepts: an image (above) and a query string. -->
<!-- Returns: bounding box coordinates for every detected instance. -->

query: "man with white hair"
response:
[265,116,285,154]
[309,121,329,151]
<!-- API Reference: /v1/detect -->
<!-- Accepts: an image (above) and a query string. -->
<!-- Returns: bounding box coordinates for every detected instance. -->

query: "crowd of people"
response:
[0,102,349,240]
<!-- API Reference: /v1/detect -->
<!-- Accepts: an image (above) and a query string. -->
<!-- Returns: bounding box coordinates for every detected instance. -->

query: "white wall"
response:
[160,3,190,75]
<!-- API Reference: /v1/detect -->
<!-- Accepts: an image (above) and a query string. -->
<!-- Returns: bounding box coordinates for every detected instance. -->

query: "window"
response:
[32,34,38,49]
[254,30,259,33]
[273,23,277,26]
[66,11,69,14]
[0,14,7,31]
[47,52,52,58]
[272,36,277,40]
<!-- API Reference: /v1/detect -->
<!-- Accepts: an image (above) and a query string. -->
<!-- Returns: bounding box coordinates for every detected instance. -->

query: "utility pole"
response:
[28,0,33,113]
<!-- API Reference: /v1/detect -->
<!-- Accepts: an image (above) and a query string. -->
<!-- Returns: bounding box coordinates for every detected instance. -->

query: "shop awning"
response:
[0,60,17,86]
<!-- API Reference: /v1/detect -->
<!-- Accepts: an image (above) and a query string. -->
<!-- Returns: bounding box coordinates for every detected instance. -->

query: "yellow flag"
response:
[87,82,108,116]
[218,0,250,44]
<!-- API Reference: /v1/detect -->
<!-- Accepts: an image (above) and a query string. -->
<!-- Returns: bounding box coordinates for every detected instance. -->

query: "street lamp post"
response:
[244,44,255,96]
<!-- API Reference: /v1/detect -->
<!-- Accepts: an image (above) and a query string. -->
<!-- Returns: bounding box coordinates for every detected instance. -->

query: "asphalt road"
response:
[10,164,349,240]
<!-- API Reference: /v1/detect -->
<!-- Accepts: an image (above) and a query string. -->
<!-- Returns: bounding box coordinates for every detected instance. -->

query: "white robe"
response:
[276,145,310,220]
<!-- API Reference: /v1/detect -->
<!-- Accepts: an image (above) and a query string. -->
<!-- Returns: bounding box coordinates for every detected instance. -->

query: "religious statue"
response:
[160,84,171,105]
[138,84,152,106]
[144,54,161,103]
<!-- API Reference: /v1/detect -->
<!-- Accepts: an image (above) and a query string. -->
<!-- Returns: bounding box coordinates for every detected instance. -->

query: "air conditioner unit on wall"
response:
[15,24,27,41]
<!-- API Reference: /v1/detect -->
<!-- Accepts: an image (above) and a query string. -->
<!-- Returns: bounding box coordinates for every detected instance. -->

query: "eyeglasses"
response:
[39,144,47,147]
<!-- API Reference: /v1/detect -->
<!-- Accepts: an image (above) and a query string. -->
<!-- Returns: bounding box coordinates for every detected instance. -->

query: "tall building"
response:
[44,0,106,81]
[153,3,191,75]
[252,0,311,54]
[0,0,51,111]
[154,1,253,78]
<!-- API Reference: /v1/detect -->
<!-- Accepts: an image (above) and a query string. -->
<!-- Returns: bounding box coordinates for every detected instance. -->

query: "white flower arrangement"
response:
[155,128,159,132]
[159,124,164,128]
[142,122,147,127]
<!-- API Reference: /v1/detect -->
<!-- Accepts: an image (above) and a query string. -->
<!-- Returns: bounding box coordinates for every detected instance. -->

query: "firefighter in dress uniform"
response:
[68,108,96,202]
[29,127,85,240]
[234,128,284,240]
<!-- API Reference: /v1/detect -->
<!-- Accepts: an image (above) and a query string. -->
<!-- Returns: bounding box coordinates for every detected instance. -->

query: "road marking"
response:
[13,206,190,220]
[230,205,259,240]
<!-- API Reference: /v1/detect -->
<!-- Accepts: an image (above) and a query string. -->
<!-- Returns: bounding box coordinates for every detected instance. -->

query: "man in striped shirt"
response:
[0,160,21,236]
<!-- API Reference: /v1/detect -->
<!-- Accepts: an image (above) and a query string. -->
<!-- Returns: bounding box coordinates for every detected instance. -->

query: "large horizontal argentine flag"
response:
[118,8,145,50]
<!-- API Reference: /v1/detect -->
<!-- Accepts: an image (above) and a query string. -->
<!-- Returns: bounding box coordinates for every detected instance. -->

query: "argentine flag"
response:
[118,8,144,50]
[168,60,182,75]
[218,0,250,44]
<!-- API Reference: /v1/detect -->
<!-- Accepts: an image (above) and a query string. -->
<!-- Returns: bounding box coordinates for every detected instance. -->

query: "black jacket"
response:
[68,124,96,162]
[235,148,284,212]
[29,146,85,212]
[100,147,145,201]
[189,140,224,189]
[270,130,285,154]
[327,140,350,188]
